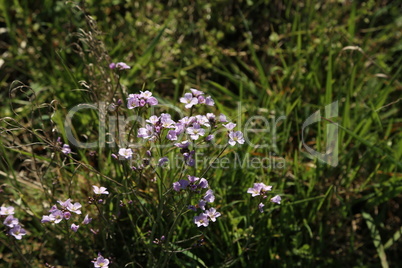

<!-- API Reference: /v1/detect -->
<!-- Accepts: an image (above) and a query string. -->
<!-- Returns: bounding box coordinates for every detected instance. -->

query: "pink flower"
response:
[118,148,133,159]
[67,202,82,215]
[93,185,109,195]
[110,62,131,70]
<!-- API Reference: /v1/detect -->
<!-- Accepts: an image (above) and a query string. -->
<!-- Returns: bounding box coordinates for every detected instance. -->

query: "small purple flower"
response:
[3,215,19,228]
[198,178,209,189]
[204,207,221,222]
[63,211,71,220]
[205,96,215,106]
[109,63,116,69]
[194,213,209,227]
[219,114,228,122]
[179,116,194,126]
[172,182,181,192]
[41,214,56,223]
[258,202,265,213]
[173,180,189,191]
[71,223,79,232]
[198,199,206,210]
[223,122,236,130]
[161,117,175,129]
[197,95,206,104]
[49,205,58,213]
[166,130,178,141]
[58,199,72,209]
[127,94,140,109]
[146,115,159,125]
[183,150,196,166]
[187,175,199,183]
[61,144,71,154]
[93,185,109,195]
[118,148,133,159]
[138,125,154,139]
[147,97,158,106]
[51,210,64,224]
[115,62,131,70]
[247,183,272,197]
[82,214,92,225]
[206,113,216,121]
[158,157,169,167]
[174,140,190,148]
[67,202,82,215]
[186,123,205,140]
[270,195,282,204]
[195,115,210,127]
[139,90,152,99]
[180,93,198,109]
[190,88,204,97]
[205,134,214,141]
[228,131,245,146]
[93,253,110,268]
[9,225,27,240]
[0,206,14,216]
[204,189,215,203]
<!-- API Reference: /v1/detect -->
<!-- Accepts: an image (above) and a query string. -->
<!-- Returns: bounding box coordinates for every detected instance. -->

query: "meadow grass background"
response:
[1,0,402,267]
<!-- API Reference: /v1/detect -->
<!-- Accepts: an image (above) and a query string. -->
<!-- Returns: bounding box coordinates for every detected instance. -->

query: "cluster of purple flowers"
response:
[41,198,91,232]
[247,182,281,213]
[127,90,158,109]
[179,88,215,108]
[113,88,245,169]
[1,205,27,240]
[133,89,244,146]
[173,175,221,227]
[41,186,108,231]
